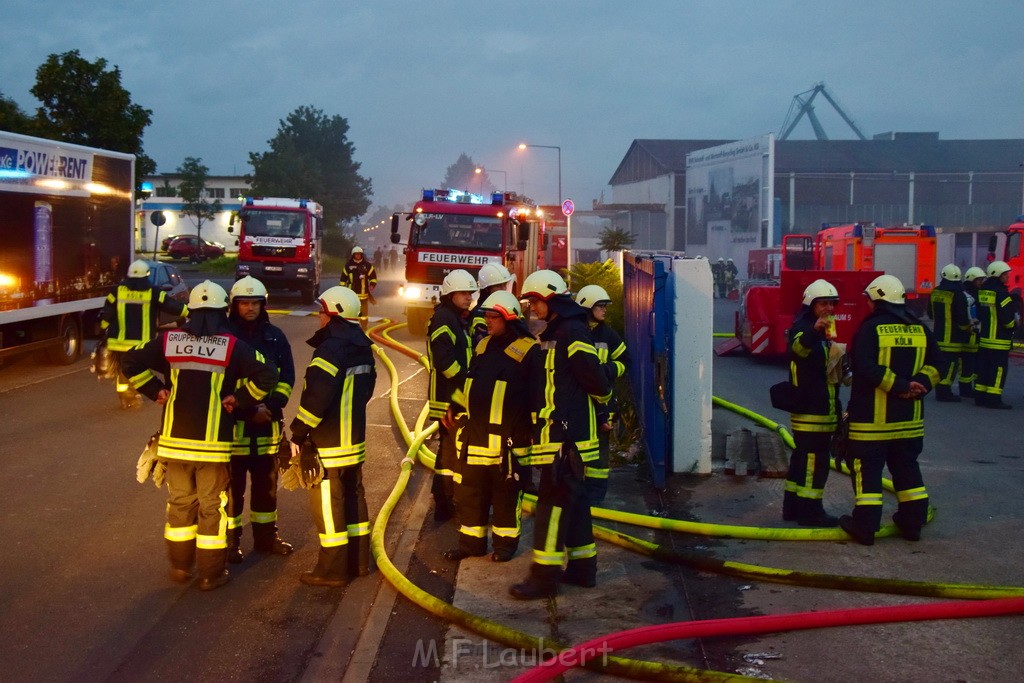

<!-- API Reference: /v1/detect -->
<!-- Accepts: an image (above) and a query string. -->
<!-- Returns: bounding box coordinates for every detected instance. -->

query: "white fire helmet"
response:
[317,285,361,320]
[940,264,962,282]
[481,291,523,320]
[477,263,513,289]
[964,266,987,283]
[575,284,612,308]
[352,246,364,255]
[520,270,568,300]
[801,279,839,306]
[441,269,479,296]
[127,260,151,278]
[230,276,268,303]
[987,260,1011,278]
[189,280,229,310]
[864,274,906,304]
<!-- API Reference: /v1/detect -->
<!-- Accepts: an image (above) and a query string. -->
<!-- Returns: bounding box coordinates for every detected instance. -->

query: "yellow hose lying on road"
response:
[369,346,758,682]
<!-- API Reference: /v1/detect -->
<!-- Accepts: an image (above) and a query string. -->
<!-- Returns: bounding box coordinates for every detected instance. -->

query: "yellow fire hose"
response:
[364,320,1024,678]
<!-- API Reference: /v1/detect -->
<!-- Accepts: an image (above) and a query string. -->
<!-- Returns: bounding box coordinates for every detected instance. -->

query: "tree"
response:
[29,50,155,186]
[177,157,221,256]
[0,91,33,134]
[248,105,372,238]
[598,225,636,252]
[441,153,489,193]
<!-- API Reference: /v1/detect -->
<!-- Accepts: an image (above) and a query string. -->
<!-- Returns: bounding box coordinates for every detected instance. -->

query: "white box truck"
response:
[0,130,134,365]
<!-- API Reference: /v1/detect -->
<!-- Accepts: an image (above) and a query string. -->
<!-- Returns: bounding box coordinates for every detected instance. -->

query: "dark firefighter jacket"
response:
[468,303,489,348]
[123,312,279,463]
[228,309,295,455]
[589,320,631,422]
[427,300,472,419]
[928,279,972,352]
[786,307,840,433]
[527,296,613,466]
[289,318,377,468]
[977,277,1017,351]
[452,325,542,467]
[847,303,941,442]
[342,258,378,299]
[100,278,187,352]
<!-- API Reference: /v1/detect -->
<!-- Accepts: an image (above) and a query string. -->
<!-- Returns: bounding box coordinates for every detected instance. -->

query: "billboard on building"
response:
[685,134,775,277]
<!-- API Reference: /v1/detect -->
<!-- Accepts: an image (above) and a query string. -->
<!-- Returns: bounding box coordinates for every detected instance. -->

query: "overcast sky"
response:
[3,1,1023,218]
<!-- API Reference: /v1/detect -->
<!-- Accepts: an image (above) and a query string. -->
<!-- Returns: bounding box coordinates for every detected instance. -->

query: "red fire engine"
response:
[735,222,936,356]
[229,197,324,303]
[390,188,546,334]
[990,215,1024,293]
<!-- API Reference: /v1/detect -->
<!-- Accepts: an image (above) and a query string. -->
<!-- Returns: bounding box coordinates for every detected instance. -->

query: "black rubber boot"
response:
[958,383,976,399]
[782,491,803,522]
[985,397,1013,410]
[226,529,244,564]
[892,512,922,542]
[935,385,961,402]
[797,505,840,528]
[839,515,875,546]
[561,557,597,588]
[510,565,560,600]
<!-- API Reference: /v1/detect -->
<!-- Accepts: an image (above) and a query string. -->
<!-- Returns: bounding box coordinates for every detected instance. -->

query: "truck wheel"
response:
[47,315,82,365]
[407,308,429,336]
[301,284,317,305]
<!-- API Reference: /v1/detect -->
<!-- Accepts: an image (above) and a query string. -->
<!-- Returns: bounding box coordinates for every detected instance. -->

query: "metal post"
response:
[908,172,915,224]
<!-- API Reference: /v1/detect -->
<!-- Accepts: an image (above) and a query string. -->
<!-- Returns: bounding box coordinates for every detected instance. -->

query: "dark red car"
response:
[166,236,225,261]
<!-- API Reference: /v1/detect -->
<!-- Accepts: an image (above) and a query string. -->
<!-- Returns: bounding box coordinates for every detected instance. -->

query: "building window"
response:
[155,185,177,197]
[206,188,225,199]
[231,188,249,199]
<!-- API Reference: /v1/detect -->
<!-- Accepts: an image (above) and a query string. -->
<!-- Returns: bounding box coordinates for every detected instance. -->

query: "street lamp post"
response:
[475,167,507,193]
[517,143,561,204]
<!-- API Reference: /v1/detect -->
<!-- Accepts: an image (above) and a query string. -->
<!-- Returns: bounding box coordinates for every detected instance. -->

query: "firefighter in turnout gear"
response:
[444,291,541,563]
[782,279,843,527]
[839,274,940,546]
[122,281,279,590]
[469,263,515,347]
[427,269,477,522]
[510,270,612,600]
[342,246,377,327]
[574,284,631,504]
[289,286,377,586]
[99,259,187,408]
[929,264,973,402]
[225,276,295,563]
[974,261,1017,409]
[961,266,987,397]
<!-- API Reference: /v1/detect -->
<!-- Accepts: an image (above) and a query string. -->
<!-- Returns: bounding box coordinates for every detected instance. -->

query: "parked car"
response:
[142,260,190,325]
[160,233,192,252]
[165,236,225,261]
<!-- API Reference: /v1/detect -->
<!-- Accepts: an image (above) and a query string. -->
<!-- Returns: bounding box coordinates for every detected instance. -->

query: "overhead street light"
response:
[517,143,561,204]
[474,167,508,193]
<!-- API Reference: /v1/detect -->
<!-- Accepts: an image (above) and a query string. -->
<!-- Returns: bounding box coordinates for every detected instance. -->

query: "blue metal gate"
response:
[622,252,674,488]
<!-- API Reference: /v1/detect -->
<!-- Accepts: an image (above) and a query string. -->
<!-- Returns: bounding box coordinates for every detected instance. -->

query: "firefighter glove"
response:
[135,433,160,484]
[297,439,323,489]
[279,464,302,491]
[152,460,167,488]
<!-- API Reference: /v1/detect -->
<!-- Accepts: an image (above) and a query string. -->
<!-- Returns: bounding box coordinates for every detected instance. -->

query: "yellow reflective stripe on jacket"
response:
[441,360,461,379]
[430,325,456,345]
[567,340,599,358]
[791,331,812,358]
[310,357,339,376]
[206,373,225,441]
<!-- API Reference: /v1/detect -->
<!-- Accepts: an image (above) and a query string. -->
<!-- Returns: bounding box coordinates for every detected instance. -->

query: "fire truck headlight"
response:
[297,267,309,273]
[403,286,422,300]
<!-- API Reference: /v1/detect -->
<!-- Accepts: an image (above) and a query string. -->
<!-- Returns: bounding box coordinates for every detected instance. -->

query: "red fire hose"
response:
[511,597,1024,683]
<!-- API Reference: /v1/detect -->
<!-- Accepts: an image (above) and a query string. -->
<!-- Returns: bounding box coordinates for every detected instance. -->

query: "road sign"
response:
[561,199,575,216]
[150,211,166,227]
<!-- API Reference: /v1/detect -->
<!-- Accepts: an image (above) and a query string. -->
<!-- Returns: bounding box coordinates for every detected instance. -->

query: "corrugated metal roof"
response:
[610,135,1024,185]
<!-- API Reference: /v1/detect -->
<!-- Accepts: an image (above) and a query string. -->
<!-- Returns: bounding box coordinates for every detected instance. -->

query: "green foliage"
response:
[322,230,356,263]
[29,50,154,187]
[564,259,624,333]
[176,157,222,242]
[193,254,237,275]
[442,153,486,193]
[247,105,373,235]
[0,91,33,133]
[598,225,636,252]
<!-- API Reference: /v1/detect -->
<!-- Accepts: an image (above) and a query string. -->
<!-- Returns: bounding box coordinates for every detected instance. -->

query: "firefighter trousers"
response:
[227,455,280,547]
[308,464,369,579]
[453,459,523,557]
[784,430,834,518]
[975,347,1009,398]
[164,460,230,580]
[530,444,596,585]
[431,425,459,504]
[960,349,977,390]
[847,437,928,535]
[583,431,611,504]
